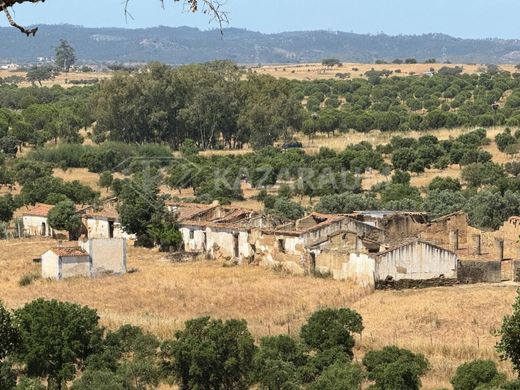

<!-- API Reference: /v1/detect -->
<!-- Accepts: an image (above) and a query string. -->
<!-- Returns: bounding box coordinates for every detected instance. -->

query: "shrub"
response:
[451,360,505,390]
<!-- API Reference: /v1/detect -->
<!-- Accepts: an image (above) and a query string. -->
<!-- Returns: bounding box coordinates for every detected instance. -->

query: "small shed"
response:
[41,247,91,280]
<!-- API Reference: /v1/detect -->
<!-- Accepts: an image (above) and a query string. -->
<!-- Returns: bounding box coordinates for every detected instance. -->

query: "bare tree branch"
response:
[1,0,43,36]
[2,0,228,36]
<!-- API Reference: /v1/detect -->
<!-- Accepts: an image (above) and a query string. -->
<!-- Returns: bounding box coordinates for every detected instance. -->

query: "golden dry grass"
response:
[0,239,370,340]
[352,284,518,389]
[253,63,517,81]
[1,239,519,388]
[0,70,111,88]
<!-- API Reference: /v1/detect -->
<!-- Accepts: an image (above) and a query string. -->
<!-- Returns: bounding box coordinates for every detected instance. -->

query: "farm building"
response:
[41,246,91,280]
[177,204,276,263]
[22,203,56,237]
[42,238,127,280]
[82,208,135,240]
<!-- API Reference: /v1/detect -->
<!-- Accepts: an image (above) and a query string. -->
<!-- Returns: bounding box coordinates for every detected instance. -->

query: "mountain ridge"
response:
[1,24,520,64]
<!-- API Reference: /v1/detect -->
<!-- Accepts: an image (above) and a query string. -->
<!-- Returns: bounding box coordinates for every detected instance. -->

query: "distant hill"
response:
[2,25,520,64]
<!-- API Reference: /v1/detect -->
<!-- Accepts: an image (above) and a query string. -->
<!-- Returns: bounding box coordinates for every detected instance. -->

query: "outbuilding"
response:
[41,247,91,280]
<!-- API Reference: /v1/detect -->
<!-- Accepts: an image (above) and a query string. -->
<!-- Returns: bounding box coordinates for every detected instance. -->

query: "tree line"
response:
[2,293,520,390]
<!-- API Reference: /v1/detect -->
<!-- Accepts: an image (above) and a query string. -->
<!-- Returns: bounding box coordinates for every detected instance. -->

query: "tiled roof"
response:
[84,208,119,220]
[22,203,54,217]
[49,247,89,257]
[169,202,219,222]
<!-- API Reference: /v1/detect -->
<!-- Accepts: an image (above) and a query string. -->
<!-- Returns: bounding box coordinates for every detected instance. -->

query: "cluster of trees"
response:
[300,70,520,134]
[93,62,304,150]
[0,300,429,390]
[4,290,520,389]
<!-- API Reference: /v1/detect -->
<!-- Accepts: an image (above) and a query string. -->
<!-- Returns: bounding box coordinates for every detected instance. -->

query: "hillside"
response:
[2,25,520,64]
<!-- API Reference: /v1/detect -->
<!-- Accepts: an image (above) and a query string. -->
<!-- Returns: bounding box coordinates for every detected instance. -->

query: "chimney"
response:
[471,234,481,256]
[495,238,505,261]
[449,229,459,252]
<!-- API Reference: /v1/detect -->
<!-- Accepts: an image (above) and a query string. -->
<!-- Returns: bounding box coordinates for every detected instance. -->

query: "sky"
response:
[1,0,520,39]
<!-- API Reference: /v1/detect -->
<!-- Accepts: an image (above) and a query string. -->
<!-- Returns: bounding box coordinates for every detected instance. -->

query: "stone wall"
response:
[81,238,127,275]
[457,260,501,284]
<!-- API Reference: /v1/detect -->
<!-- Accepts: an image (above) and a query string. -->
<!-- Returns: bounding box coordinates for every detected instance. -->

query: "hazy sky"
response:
[1,0,519,39]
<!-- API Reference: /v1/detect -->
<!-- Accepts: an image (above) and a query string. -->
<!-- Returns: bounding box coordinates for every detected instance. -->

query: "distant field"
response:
[0,69,111,88]
[252,62,518,81]
[0,238,517,389]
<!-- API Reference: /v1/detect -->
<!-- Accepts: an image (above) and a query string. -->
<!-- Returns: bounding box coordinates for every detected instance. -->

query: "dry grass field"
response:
[252,63,518,81]
[0,69,111,88]
[0,238,518,388]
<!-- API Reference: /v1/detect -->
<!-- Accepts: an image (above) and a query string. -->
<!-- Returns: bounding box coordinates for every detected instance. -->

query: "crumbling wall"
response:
[301,221,344,246]
[375,241,457,281]
[496,219,520,260]
[513,260,520,282]
[255,233,306,275]
[457,260,501,283]
[342,218,384,242]
[382,215,428,243]
[313,249,375,288]
[180,226,206,253]
[419,213,468,248]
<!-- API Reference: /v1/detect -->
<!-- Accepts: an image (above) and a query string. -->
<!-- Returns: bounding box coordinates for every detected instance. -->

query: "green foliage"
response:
[14,299,103,389]
[14,377,45,390]
[423,190,467,219]
[265,197,305,220]
[99,171,113,191]
[308,362,364,390]
[461,163,505,188]
[164,316,255,390]
[429,176,462,192]
[0,303,19,360]
[300,308,363,357]
[363,346,429,390]
[71,370,124,390]
[465,190,520,230]
[117,173,165,243]
[55,40,76,72]
[47,200,82,238]
[253,335,306,390]
[497,290,520,373]
[315,192,379,214]
[25,66,55,86]
[451,360,505,390]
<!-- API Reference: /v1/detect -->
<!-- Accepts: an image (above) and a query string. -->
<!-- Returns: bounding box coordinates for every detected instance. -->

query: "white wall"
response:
[61,256,91,279]
[375,241,457,281]
[41,250,60,279]
[80,238,127,275]
[86,218,111,239]
[23,215,53,237]
[41,250,91,280]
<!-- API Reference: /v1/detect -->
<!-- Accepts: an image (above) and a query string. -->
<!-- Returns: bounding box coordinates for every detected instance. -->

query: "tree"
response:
[71,370,124,390]
[164,316,255,390]
[26,66,55,86]
[0,136,18,157]
[15,299,103,390]
[99,172,113,192]
[423,190,466,219]
[300,308,363,358]
[451,360,505,390]
[0,303,19,361]
[0,195,15,222]
[497,290,520,373]
[54,40,76,71]
[308,363,364,390]
[253,335,306,390]
[117,173,165,245]
[48,200,82,239]
[315,192,379,214]
[362,346,429,390]
[265,197,305,221]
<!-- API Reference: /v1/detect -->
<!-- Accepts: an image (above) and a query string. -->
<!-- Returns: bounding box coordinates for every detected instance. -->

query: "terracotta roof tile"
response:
[49,247,89,257]
[22,203,54,217]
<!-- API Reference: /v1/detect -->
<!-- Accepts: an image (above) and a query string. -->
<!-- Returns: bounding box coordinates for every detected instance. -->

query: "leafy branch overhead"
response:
[2,0,228,36]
